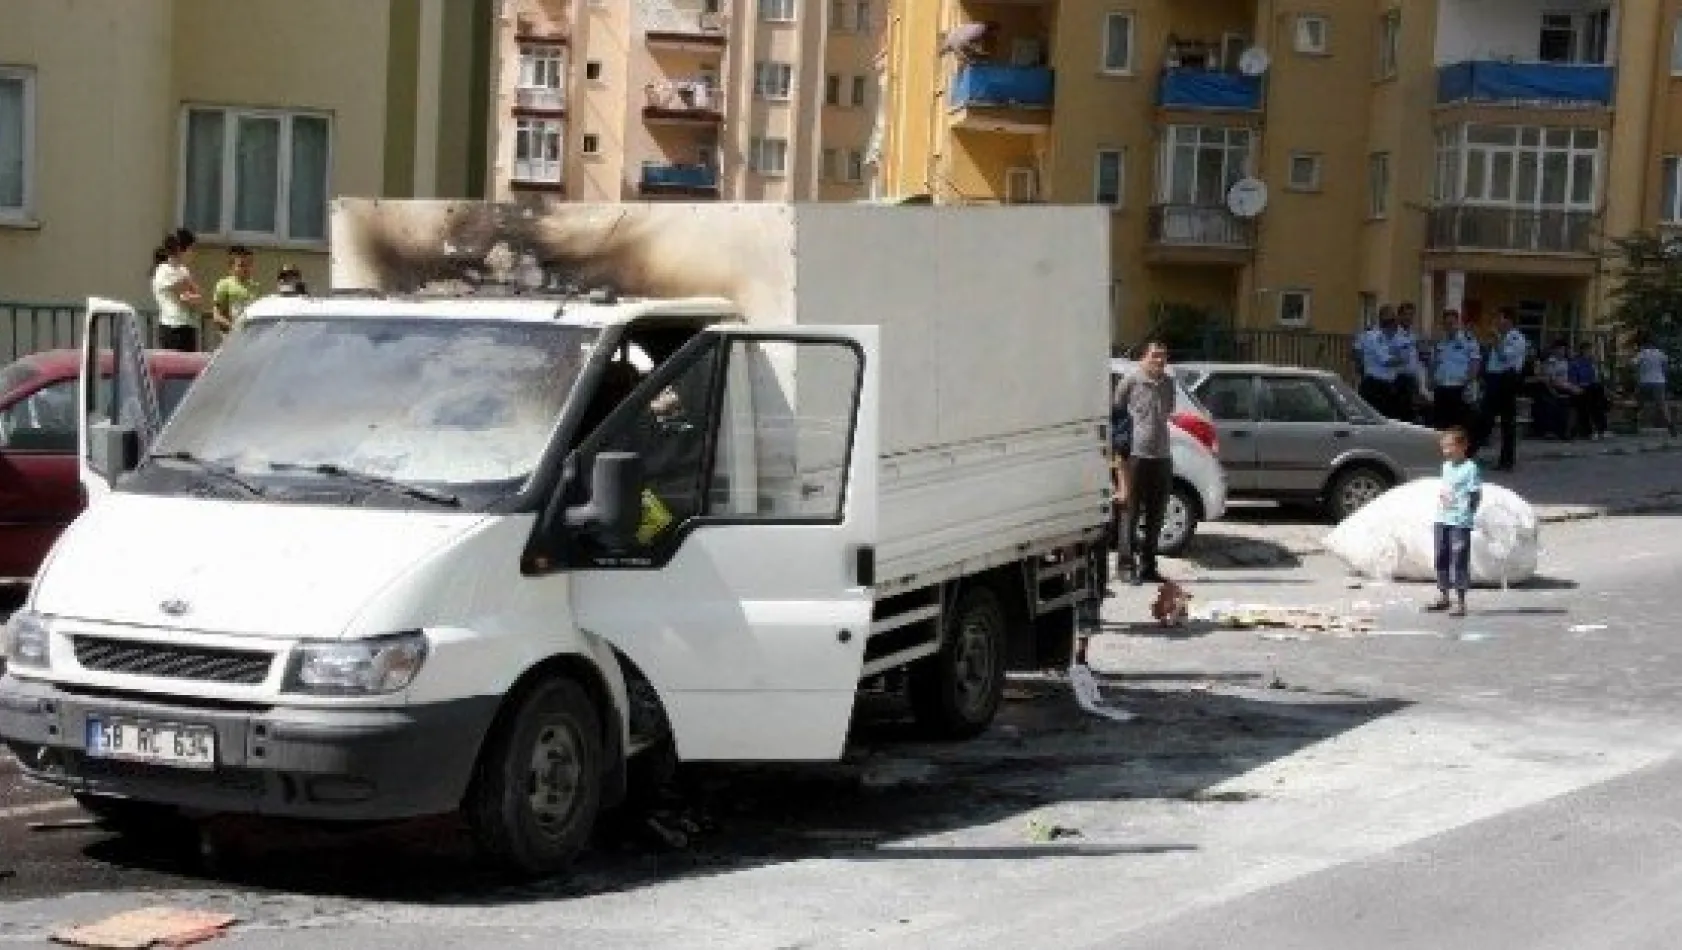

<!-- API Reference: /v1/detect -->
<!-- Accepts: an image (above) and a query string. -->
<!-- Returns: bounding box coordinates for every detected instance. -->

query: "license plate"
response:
[85,717,216,769]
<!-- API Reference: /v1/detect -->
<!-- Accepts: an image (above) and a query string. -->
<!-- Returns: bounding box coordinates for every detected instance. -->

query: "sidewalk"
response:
[1516,431,1681,464]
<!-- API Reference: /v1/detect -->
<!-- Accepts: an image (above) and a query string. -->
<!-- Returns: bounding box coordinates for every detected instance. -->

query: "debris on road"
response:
[1568,623,1609,634]
[1198,602,1376,635]
[51,906,238,949]
[1069,664,1137,723]
[1026,818,1083,842]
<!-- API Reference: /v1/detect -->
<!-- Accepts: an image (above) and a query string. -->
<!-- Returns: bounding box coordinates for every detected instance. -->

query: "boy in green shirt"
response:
[211,245,258,335]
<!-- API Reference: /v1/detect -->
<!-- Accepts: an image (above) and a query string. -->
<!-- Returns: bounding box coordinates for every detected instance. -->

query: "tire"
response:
[465,677,604,880]
[909,585,1009,740]
[73,793,180,832]
[1326,464,1394,522]
[1137,483,1201,558]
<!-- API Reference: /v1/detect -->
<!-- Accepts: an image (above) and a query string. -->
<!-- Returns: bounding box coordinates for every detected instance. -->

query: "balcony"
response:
[514,14,568,44]
[1157,69,1263,112]
[646,10,729,49]
[1146,204,1255,265]
[639,162,720,198]
[644,79,725,125]
[1436,61,1614,109]
[948,64,1054,134]
[511,157,564,193]
[1427,205,1594,256]
[514,85,566,115]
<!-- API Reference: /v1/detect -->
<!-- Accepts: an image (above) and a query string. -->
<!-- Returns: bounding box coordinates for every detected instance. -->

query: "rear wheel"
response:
[910,585,1009,740]
[1138,483,1201,557]
[465,677,603,880]
[1326,464,1394,522]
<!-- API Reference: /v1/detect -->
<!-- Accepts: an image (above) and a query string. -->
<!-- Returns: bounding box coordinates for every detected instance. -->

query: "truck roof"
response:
[242,292,743,329]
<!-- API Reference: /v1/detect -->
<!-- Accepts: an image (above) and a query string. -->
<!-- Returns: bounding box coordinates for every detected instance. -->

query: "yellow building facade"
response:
[882,0,1681,348]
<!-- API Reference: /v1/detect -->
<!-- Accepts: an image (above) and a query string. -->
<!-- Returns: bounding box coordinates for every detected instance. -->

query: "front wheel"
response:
[909,585,1009,740]
[465,677,604,880]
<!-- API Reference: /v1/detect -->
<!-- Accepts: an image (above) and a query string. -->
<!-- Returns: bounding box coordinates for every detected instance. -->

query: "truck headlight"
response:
[283,632,428,696]
[1,611,51,670]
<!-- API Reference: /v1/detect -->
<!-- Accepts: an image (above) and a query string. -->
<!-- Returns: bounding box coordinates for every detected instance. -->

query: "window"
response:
[750,137,789,175]
[1434,124,1600,211]
[825,73,841,105]
[1005,167,1038,204]
[1368,152,1390,217]
[1376,9,1400,80]
[1102,12,1135,74]
[1664,156,1682,224]
[1199,375,1255,422]
[1541,10,1610,65]
[1276,290,1312,329]
[1672,15,1682,74]
[1359,292,1378,329]
[754,61,794,99]
[518,44,565,90]
[855,0,872,32]
[1288,152,1323,192]
[1260,375,1337,422]
[1540,14,1578,63]
[0,66,35,221]
[180,106,332,243]
[821,147,838,180]
[0,379,78,453]
[514,119,563,182]
[1157,125,1252,205]
[585,60,604,81]
[1094,149,1124,206]
[582,133,601,155]
[845,149,865,183]
[1295,14,1329,54]
[830,0,849,30]
[851,75,869,107]
[759,0,795,22]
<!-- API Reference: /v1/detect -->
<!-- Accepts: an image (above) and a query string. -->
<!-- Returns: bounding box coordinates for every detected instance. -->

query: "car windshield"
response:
[149,317,599,491]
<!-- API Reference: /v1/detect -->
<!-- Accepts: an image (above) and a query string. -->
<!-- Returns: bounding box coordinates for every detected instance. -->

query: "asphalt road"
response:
[3,504,1682,945]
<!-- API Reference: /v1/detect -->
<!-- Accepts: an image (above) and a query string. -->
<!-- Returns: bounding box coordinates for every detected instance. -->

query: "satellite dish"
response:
[1227,178,1269,218]
[1238,47,1271,76]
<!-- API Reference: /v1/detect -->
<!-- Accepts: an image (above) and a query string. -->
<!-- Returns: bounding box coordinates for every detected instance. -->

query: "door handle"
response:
[1333,430,1352,438]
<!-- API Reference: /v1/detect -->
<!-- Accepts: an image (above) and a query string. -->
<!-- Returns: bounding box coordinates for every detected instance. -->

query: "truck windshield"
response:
[148,317,599,499]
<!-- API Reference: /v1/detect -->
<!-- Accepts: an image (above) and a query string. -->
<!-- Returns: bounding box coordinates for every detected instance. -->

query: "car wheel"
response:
[910,585,1009,740]
[1135,483,1200,557]
[465,676,603,880]
[1326,464,1394,522]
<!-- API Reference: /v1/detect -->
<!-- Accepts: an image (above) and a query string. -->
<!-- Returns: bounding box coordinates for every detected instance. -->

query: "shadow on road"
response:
[48,679,1408,905]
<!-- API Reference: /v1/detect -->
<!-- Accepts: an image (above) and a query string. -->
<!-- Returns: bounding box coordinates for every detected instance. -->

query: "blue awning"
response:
[1436,61,1614,107]
[950,64,1055,110]
[1157,70,1263,110]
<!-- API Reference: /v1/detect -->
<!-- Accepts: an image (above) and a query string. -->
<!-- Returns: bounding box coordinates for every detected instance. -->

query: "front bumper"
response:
[0,674,500,821]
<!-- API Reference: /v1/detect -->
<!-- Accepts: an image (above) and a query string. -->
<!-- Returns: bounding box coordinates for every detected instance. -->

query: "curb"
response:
[1538,495,1682,523]
[1522,438,1682,464]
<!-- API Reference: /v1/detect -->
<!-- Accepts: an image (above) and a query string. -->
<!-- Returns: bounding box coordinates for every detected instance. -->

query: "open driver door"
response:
[78,298,163,502]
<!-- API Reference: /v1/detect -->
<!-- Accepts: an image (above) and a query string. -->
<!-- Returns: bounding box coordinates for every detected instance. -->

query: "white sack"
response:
[1322,478,1540,586]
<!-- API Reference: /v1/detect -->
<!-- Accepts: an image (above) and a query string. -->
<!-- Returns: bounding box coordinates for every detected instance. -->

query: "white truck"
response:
[0,200,1111,877]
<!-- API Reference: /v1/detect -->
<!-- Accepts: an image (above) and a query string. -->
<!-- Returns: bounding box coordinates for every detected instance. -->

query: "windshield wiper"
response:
[147,451,266,497]
[267,462,461,507]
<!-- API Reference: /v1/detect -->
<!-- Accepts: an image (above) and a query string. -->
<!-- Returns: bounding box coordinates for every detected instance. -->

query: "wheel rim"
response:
[1157,494,1191,551]
[526,718,585,835]
[952,606,1000,719]
[1340,473,1387,514]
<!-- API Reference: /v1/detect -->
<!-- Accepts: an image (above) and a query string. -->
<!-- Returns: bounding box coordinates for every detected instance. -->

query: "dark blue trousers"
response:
[1435,523,1472,593]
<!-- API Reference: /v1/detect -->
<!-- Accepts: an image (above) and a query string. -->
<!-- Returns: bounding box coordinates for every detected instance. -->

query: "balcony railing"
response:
[512,157,563,184]
[639,162,720,195]
[1148,204,1254,247]
[515,85,567,112]
[1436,61,1615,108]
[949,64,1054,110]
[1427,205,1594,253]
[1156,69,1263,111]
[644,79,725,121]
[645,9,729,45]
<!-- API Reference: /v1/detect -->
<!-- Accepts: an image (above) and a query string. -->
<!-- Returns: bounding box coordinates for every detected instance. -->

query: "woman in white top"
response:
[1633,333,1677,437]
[150,228,203,352]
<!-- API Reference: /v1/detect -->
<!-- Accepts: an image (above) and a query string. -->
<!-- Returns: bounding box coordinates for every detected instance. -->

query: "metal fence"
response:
[0,302,223,363]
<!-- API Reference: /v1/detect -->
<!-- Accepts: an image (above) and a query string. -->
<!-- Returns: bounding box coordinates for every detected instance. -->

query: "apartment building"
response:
[0,0,492,307]
[881,0,1678,347]
[488,0,882,203]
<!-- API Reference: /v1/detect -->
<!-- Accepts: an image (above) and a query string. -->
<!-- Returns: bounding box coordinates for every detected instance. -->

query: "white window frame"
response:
[751,136,789,176]
[754,61,794,100]
[1277,289,1312,328]
[1376,9,1400,80]
[759,0,796,23]
[513,118,564,183]
[1660,156,1682,224]
[1005,167,1038,204]
[1101,12,1136,75]
[1368,151,1390,218]
[1156,125,1254,205]
[1295,14,1329,55]
[1672,14,1682,75]
[518,43,565,90]
[1094,148,1124,207]
[1540,10,1610,65]
[1434,123,1601,212]
[0,66,37,223]
[176,104,334,246]
[1287,151,1323,192]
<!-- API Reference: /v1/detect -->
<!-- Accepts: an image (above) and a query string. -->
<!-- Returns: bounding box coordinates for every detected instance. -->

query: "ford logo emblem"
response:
[159,598,191,617]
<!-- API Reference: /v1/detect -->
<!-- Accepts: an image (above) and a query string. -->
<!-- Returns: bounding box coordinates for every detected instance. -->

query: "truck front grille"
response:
[72,636,274,685]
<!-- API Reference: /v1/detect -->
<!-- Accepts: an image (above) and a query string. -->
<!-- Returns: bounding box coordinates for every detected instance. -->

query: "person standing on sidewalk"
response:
[211,245,259,340]
[1393,303,1425,423]
[1633,334,1678,437]
[150,229,203,352]
[1569,339,1609,441]
[1430,308,1481,431]
[1427,426,1481,619]
[1358,309,1402,419]
[1479,307,1528,470]
[1112,341,1176,585]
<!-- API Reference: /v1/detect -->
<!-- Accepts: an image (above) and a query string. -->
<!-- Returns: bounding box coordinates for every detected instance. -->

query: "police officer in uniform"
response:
[1430,309,1481,431]
[1479,307,1529,471]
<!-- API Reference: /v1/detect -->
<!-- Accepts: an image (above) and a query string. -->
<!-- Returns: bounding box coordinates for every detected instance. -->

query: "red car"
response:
[0,348,210,581]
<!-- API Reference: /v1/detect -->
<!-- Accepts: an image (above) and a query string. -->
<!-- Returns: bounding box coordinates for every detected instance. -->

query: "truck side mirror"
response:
[564,451,644,550]
[89,422,141,477]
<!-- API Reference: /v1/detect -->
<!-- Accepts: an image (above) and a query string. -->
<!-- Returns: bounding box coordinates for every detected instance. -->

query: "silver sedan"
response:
[1174,362,1443,522]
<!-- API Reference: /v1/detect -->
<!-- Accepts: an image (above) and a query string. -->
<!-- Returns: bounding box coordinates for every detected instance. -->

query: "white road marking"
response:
[0,798,81,821]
